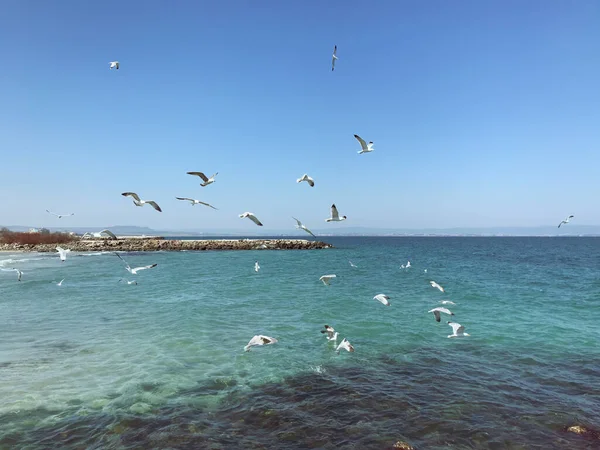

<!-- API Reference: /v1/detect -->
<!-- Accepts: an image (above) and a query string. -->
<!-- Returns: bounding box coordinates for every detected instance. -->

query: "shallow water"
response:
[1,237,599,448]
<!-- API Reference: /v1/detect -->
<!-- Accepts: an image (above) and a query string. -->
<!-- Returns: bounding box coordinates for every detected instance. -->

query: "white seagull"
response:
[56,246,71,262]
[254,261,260,272]
[292,217,316,237]
[57,278,65,286]
[373,294,391,306]
[1,268,23,281]
[430,280,445,293]
[336,338,354,354]
[558,215,574,228]
[406,261,411,268]
[439,300,456,305]
[354,134,374,154]
[319,274,337,285]
[119,279,138,285]
[296,173,315,187]
[121,192,162,212]
[447,321,470,338]
[331,45,338,71]
[187,171,218,187]
[46,210,75,219]
[109,61,119,70]
[239,212,263,226]
[349,260,358,268]
[244,335,278,352]
[114,253,158,274]
[175,197,218,209]
[326,204,347,222]
[428,307,454,322]
[320,325,338,341]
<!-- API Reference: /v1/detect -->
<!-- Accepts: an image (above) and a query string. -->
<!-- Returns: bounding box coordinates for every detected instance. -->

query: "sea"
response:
[1,236,599,449]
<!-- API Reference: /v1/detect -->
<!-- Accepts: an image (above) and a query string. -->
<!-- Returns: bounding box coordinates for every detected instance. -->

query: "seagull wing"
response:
[307,177,315,187]
[197,201,218,210]
[330,204,340,220]
[46,210,60,217]
[354,134,368,151]
[146,201,162,212]
[448,322,464,334]
[292,217,303,227]
[374,294,390,306]
[246,213,263,226]
[302,226,316,237]
[176,197,195,202]
[332,45,337,70]
[187,172,209,182]
[121,192,141,202]
[132,263,158,272]
[336,338,354,353]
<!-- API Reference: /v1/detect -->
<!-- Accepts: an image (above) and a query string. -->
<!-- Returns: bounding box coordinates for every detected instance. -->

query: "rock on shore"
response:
[0,238,333,252]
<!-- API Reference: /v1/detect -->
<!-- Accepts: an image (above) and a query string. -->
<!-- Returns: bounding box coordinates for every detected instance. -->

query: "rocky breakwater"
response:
[0,238,334,252]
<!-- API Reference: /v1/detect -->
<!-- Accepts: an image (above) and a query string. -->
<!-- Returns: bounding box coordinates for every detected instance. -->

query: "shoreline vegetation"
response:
[0,230,333,252]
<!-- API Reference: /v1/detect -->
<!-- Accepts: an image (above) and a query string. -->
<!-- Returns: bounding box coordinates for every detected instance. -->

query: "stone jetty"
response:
[0,238,333,253]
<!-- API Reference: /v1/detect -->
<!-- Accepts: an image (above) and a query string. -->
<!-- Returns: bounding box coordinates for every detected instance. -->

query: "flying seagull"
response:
[114,252,158,274]
[187,172,218,187]
[336,338,354,354]
[320,325,338,341]
[56,246,71,262]
[175,197,218,209]
[439,300,456,305]
[349,260,358,268]
[447,321,470,338]
[1,268,23,281]
[119,279,138,285]
[254,261,260,272]
[430,280,445,293]
[558,215,574,228]
[46,210,74,219]
[326,204,347,222]
[331,45,338,71]
[56,279,65,286]
[428,307,454,322]
[109,61,119,70]
[296,174,315,187]
[354,135,374,154]
[319,274,337,285]
[373,294,391,306]
[121,192,162,212]
[239,212,263,226]
[292,217,316,237]
[244,335,278,352]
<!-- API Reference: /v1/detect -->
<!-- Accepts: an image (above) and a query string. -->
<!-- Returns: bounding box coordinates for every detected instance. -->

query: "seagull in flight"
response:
[56,279,65,286]
[119,279,138,285]
[254,261,260,272]
[121,192,162,212]
[109,61,119,70]
[447,321,470,338]
[320,325,338,341]
[292,217,316,237]
[430,280,445,293]
[319,274,337,285]
[558,215,574,228]
[331,45,338,71]
[1,268,23,281]
[354,135,374,154]
[349,260,358,268]
[187,172,218,187]
[428,307,454,322]
[439,300,456,305]
[114,252,158,274]
[296,173,315,187]
[175,197,218,209]
[326,204,347,222]
[239,212,263,226]
[46,210,74,219]
[336,338,354,354]
[373,294,391,306]
[244,335,278,352]
[56,247,71,262]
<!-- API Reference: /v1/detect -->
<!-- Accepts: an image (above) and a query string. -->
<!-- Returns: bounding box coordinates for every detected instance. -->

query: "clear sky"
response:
[1,0,599,232]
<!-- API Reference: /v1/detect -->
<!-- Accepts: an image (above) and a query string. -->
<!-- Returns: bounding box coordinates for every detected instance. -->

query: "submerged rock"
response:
[392,441,415,450]
[566,424,600,439]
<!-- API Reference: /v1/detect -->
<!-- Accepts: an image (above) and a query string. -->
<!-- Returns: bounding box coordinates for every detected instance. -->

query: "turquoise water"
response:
[1,237,599,449]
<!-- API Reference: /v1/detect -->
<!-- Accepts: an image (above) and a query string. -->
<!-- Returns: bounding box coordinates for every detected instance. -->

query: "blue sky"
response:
[1,0,599,231]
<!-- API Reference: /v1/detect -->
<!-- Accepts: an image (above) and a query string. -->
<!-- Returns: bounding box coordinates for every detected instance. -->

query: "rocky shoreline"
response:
[0,238,333,252]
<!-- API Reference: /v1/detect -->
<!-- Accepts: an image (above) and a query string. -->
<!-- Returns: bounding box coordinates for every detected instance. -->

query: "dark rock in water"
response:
[565,425,600,439]
[392,441,415,450]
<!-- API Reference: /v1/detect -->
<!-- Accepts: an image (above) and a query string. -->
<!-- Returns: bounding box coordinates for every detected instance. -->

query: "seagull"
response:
[428,307,454,322]
[430,280,445,293]
[292,217,316,237]
[320,325,338,341]
[326,204,347,222]
[336,338,354,354]
[373,294,391,306]
[447,321,470,338]
[296,173,315,187]
[109,61,119,70]
[114,252,158,274]
[439,300,456,305]
[331,45,338,71]
[46,210,75,219]
[406,261,411,268]
[244,335,278,352]
[56,247,71,262]
[349,260,357,268]
[1,268,23,281]
[239,212,263,226]
[424,269,428,273]
[187,172,218,187]
[121,192,162,212]
[254,261,260,272]
[175,197,218,209]
[57,278,65,286]
[119,279,138,285]
[558,215,574,228]
[354,135,374,154]
[319,274,336,285]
